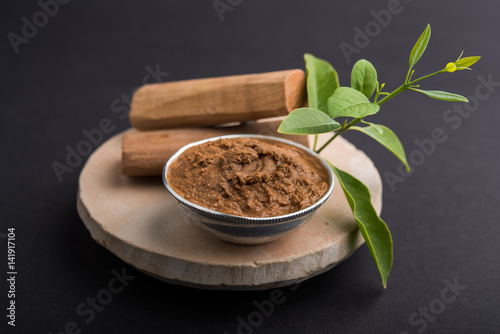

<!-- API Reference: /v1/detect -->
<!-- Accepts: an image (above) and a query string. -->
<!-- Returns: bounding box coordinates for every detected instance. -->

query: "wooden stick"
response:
[129,69,306,130]
[122,120,309,176]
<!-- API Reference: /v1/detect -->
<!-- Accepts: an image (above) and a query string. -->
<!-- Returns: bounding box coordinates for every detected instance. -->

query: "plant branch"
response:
[316,118,362,154]
[409,69,444,85]
[378,68,444,106]
[376,84,408,105]
[316,68,448,152]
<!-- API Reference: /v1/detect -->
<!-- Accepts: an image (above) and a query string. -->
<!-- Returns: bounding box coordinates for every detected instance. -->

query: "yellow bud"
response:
[445,62,457,73]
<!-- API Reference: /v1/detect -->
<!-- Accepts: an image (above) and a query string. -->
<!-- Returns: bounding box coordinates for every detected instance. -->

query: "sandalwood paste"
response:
[167,137,329,217]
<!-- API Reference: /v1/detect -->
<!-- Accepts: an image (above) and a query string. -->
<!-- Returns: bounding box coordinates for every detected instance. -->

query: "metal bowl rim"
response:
[162,134,334,225]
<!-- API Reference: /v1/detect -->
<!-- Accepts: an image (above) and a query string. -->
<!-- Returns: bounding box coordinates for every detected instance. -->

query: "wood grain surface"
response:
[121,119,309,176]
[129,69,307,130]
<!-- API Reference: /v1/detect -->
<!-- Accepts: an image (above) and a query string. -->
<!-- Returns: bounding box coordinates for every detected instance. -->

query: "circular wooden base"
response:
[77,131,382,290]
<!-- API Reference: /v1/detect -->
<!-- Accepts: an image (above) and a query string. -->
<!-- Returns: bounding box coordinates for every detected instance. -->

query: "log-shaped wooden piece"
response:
[129,69,306,130]
[121,120,309,176]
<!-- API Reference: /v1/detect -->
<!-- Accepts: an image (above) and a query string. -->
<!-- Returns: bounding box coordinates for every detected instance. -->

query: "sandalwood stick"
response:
[121,120,309,176]
[129,69,306,130]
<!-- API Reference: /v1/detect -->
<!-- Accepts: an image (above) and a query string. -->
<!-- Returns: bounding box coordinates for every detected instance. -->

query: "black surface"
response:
[1,1,499,333]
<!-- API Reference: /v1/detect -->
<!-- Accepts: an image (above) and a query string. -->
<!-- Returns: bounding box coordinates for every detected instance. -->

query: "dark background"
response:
[1,0,499,333]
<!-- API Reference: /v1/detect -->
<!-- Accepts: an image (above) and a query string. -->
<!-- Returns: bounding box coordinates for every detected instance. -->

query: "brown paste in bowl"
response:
[167,137,329,217]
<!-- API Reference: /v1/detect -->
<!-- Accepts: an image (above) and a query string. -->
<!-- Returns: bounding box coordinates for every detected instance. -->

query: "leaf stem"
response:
[313,134,318,151]
[376,84,408,105]
[409,69,444,85]
[404,68,412,85]
[316,118,362,154]
[316,67,446,153]
[378,68,444,105]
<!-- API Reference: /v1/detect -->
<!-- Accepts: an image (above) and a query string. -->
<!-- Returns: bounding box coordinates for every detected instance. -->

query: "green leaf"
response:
[328,87,380,118]
[351,59,378,99]
[455,56,481,69]
[361,120,383,134]
[278,108,341,135]
[411,88,469,102]
[351,124,410,171]
[304,53,340,114]
[328,162,393,288]
[409,24,431,71]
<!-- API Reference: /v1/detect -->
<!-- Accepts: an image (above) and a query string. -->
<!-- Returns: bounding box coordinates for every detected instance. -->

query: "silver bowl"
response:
[162,134,334,245]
